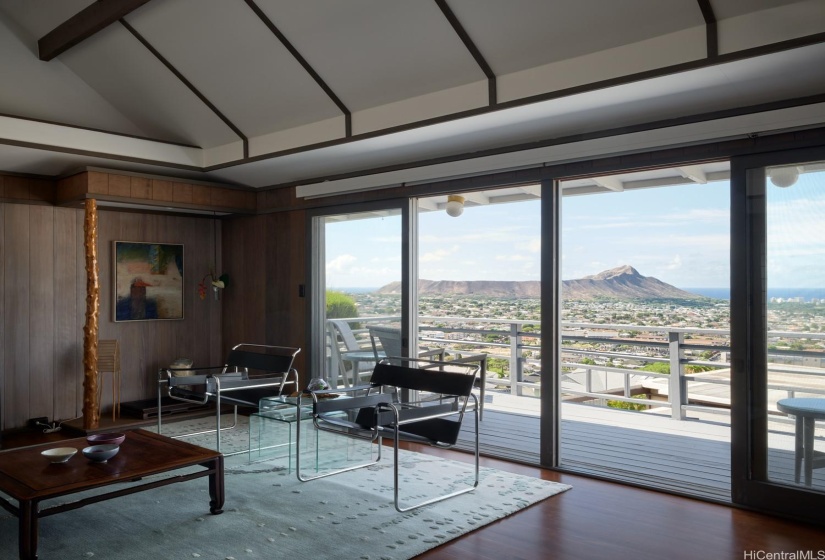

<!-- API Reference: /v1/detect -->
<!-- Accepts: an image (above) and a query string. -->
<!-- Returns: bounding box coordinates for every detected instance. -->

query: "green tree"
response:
[641,361,671,374]
[608,394,649,411]
[488,357,510,378]
[326,290,358,321]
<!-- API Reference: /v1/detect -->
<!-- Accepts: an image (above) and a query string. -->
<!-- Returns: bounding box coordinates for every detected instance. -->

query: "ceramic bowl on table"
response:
[82,444,120,463]
[41,447,77,463]
[86,432,126,446]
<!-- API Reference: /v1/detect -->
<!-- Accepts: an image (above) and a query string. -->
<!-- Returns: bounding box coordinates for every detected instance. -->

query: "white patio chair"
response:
[328,319,382,387]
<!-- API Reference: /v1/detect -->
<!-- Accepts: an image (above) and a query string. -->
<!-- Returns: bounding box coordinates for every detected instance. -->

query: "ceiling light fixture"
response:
[769,166,800,188]
[445,195,465,217]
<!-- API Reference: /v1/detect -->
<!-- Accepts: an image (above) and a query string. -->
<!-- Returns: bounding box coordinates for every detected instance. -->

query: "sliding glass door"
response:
[309,203,404,387]
[557,164,732,500]
[732,148,825,522]
[416,187,543,460]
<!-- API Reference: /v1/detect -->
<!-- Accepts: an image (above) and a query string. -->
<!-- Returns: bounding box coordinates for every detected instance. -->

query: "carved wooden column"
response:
[83,199,100,429]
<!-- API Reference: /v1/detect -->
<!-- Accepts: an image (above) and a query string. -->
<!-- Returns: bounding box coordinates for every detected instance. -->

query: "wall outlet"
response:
[28,417,49,428]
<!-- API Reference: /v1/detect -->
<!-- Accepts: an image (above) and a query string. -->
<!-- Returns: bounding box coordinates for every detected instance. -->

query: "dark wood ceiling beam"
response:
[435,0,497,106]
[38,0,153,61]
[243,0,352,137]
[697,0,719,58]
[119,18,249,158]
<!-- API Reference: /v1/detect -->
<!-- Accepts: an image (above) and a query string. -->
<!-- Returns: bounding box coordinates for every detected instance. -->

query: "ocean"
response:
[337,286,825,302]
[685,288,825,301]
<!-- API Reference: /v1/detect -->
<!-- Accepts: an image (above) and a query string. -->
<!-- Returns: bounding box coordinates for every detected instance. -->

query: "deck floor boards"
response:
[457,396,825,500]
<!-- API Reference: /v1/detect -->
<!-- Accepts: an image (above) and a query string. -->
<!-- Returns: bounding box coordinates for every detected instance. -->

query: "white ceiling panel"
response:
[447,0,703,75]
[205,43,825,189]
[0,0,823,193]
[59,23,239,148]
[255,0,485,110]
[711,0,810,19]
[0,0,95,39]
[0,13,144,136]
[126,0,342,138]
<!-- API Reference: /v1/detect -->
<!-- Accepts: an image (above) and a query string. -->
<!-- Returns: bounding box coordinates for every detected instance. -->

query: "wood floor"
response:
[4,417,824,559]
[406,443,825,560]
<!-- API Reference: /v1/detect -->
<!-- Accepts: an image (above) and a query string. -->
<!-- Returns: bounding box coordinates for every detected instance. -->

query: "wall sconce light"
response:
[769,166,800,188]
[445,195,465,217]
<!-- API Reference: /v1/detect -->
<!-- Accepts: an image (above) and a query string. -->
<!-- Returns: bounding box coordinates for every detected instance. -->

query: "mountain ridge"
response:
[374,265,704,300]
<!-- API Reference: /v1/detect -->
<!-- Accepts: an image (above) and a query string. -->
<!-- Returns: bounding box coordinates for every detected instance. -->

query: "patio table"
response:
[776,397,825,486]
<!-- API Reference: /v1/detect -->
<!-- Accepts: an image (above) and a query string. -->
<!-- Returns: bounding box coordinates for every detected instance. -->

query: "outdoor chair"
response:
[328,319,383,387]
[368,324,445,365]
[296,357,480,512]
[157,343,300,452]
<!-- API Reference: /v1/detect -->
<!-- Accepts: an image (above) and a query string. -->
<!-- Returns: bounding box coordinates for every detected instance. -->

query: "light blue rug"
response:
[0,416,570,559]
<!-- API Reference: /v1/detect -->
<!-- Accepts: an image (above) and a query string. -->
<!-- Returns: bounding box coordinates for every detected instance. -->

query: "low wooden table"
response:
[0,429,224,560]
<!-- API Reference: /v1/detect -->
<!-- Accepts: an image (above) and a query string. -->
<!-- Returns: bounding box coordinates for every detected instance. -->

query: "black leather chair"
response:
[297,357,479,512]
[157,343,300,452]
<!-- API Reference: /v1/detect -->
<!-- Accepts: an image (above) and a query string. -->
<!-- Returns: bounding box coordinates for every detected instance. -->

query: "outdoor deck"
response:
[456,391,825,501]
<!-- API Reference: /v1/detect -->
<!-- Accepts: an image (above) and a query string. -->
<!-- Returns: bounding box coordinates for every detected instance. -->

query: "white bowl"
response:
[82,444,120,463]
[41,447,77,463]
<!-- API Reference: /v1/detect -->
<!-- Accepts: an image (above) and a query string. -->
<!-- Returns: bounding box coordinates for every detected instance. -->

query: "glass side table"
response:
[250,394,378,475]
[249,396,318,472]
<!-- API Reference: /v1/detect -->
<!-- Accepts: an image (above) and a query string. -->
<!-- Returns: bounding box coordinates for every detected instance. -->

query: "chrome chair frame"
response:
[157,343,300,453]
[296,357,480,512]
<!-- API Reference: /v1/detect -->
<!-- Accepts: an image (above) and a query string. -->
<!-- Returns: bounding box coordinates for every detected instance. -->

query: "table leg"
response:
[208,456,225,514]
[793,416,803,484]
[18,499,38,560]
[803,417,815,487]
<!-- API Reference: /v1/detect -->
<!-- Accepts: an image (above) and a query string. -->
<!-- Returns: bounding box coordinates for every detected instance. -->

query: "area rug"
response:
[0,416,570,559]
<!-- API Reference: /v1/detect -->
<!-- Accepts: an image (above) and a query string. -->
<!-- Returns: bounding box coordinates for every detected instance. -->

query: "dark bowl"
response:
[86,432,126,446]
[82,444,120,462]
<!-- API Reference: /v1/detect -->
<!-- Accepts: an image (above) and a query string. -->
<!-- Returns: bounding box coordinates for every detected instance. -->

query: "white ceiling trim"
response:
[718,0,825,54]
[0,115,203,167]
[294,101,825,198]
[499,26,706,103]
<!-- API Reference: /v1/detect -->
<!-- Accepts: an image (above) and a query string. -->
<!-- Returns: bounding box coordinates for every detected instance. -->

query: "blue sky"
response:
[324,174,824,290]
[767,170,825,289]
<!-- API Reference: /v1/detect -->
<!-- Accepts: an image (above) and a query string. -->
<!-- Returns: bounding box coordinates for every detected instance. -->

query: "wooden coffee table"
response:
[0,429,224,560]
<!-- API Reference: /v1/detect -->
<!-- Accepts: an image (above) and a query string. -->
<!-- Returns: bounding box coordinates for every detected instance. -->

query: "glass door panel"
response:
[315,208,402,388]
[558,164,732,500]
[416,187,542,461]
[763,161,825,491]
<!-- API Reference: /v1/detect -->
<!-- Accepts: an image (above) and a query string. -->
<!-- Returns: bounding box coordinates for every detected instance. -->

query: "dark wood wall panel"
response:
[0,203,222,429]
[222,215,266,353]
[96,210,222,412]
[54,208,79,422]
[3,205,31,428]
[222,211,308,385]
[266,210,307,381]
[28,206,55,421]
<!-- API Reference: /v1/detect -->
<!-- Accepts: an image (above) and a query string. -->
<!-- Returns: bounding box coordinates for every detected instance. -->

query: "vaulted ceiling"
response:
[1,0,824,195]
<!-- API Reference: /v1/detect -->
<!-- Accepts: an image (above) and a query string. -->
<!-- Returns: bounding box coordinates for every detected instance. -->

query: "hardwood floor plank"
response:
[405,444,825,560]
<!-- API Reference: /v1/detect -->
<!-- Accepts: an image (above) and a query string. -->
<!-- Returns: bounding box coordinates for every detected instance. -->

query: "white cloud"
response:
[327,254,356,272]
[420,246,459,262]
[666,255,682,270]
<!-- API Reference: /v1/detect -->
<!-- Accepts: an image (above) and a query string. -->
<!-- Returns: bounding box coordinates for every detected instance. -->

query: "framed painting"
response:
[114,241,184,321]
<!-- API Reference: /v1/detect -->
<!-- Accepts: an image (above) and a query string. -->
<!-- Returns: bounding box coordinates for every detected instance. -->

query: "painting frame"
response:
[113,241,184,322]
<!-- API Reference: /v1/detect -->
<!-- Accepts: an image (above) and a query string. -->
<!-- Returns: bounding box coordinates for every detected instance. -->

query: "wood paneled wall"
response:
[222,210,307,385]
[57,171,256,213]
[0,204,223,430]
